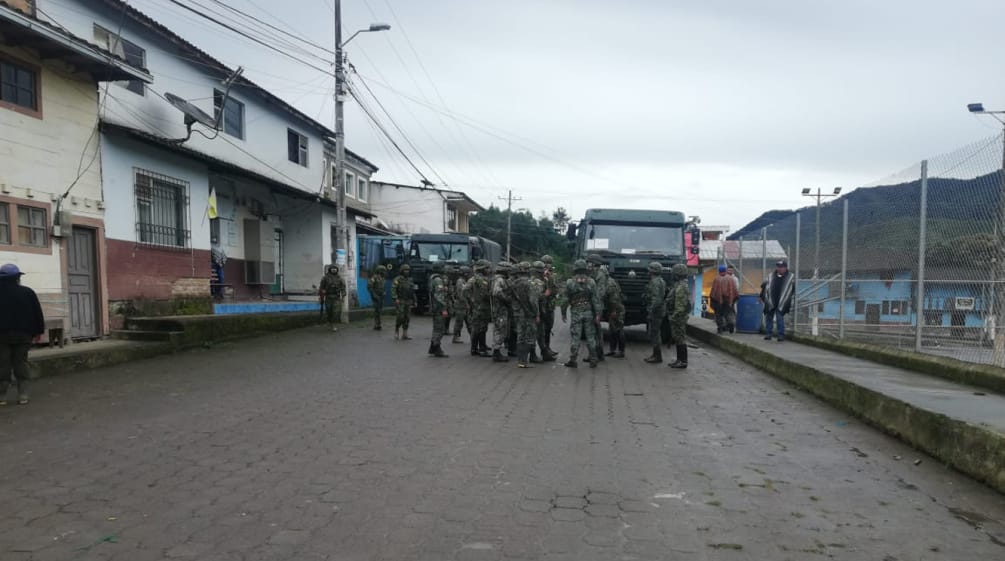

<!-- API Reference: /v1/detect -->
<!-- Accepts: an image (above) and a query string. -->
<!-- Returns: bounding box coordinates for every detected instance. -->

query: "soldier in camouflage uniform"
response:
[392,264,416,340]
[444,264,459,338]
[561,259,599,368]
[531,261,556,361]
[319,264,347,332]
[540,255,560,356]
[665,263,691,369]
[512,262,541,368]
[642,261,667,363]
[427,261,450,358]
[586,254,609,362]
[367,264,387,330]
[490,261,514,362]
[604,276,627,358]
[465,259,492,357]
[451,265,472,344]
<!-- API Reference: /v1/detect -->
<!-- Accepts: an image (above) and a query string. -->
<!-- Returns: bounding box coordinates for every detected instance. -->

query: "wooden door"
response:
[67,227,99,338]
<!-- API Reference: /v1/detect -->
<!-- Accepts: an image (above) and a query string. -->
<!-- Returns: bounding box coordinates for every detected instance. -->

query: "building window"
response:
[287,129,308,166]
[17,205,47,247]
[881,300,891,315]
[214,90,244,139]
[447,206,457,231]
[93,25,145,95]
[854,300,865,315]
[0,202,10,245]
[345,172,355,198]
[135,169,190,248]
[0,57,39,115]
[357,177,367,202]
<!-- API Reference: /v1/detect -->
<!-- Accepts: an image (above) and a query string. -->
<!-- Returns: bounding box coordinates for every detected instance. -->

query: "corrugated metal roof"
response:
[699,240,788,261]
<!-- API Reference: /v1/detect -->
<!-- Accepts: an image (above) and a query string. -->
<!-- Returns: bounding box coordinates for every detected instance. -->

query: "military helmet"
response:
[671,263,689,279]
[541,254,553,265]
[573,259,588,272]
[517,261,531,274]
[475,259,491,271]
[460,265,472,275]
[431,261,446,273]
[400,264,411,274]
[586,254,604,265]
[496,261,512,274]
[328,264,339,274]
[531,260,545,273]
[647,261,662,274]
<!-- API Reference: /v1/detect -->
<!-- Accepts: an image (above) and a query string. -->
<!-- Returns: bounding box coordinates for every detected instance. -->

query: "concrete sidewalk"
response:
[688,318,1005,494]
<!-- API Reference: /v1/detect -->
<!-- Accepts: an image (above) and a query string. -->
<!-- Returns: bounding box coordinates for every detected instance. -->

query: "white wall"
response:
[0,43,104,293]
[283,206,323,293]
[38,0,327,197]
[369,185,446,234]
[101,133,211,248]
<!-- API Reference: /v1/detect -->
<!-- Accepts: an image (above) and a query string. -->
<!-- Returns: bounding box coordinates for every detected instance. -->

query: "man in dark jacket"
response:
[763,260,795,341]
[0,264,44,405]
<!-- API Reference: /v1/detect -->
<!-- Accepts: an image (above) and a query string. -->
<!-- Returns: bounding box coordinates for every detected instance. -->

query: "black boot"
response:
[563,357,578,368]
[479,333,492,357]
[605,334,617,356]
[530,347,542,363]
[596,340,605,362]
[432,344,448,358]
[669,345,688,369]
[471,338,480,356]
[493,349,508,362]
[613,332,625,358]
[644,345,662,363]
[517,345,532,368]
[428,342,436,356]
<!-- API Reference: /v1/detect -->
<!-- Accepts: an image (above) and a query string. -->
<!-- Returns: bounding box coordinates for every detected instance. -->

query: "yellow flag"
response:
[208,187,218,219]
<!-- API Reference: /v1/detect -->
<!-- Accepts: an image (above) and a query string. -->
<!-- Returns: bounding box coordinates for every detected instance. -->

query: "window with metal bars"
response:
[0,58,38,114]
[134,169,190,248]
[0,202,10,245]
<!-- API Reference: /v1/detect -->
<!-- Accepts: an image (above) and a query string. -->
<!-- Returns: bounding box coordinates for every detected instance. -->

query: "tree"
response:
[470,206,574,267]
[551,207,570,234]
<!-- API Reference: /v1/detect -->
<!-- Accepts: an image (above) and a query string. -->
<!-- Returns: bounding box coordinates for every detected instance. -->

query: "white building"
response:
[0,0,151,339]
[369,181,484,235]
[33,0,378,323]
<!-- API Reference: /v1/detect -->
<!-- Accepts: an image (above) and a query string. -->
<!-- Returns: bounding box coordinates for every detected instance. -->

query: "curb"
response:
[788,333,1005,396]
[29,308,396,380]
[688,324,1005,495]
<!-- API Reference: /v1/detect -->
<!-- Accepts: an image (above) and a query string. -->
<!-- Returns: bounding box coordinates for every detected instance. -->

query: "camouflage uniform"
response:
[452,266,472,343]
[531,261,556,361]
[319,265,347,331]
[540,255,560,354]
[367,265,386,330]
[587,255,609,362]
[490,262,513,361]
[427,263,450,357]
[561,259,600,368]
[665,264,691,369]
[511,262,541,368]
[604,277,626,357]
[444,265,458,338]
[392,265,416,340]
[465,260,492,356]
[642,261,667,363]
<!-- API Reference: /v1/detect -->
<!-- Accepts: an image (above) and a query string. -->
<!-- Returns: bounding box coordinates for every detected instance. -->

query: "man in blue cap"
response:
[0,264,44,405]
[710,264,739,334]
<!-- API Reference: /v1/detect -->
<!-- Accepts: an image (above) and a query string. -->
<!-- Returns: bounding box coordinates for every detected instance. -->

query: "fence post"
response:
[915,160,928,352]
[794,212,801,332]
[839,199,848,339]
[738,236,744,291]
[761,226,767,285]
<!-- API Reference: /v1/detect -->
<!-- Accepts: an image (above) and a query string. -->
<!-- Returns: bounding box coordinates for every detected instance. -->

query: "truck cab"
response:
[405,233,502,312]
[572,209,689,326]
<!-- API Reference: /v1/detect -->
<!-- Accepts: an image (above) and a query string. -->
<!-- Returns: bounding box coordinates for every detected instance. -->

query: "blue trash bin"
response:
[736,294,763,333]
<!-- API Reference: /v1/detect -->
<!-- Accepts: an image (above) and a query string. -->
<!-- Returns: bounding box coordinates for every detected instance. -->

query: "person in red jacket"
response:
[710,264,739,334]
[0,264,45,405]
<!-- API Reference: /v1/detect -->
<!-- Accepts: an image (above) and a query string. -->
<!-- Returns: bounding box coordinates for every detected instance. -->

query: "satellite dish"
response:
[165,92,217,129]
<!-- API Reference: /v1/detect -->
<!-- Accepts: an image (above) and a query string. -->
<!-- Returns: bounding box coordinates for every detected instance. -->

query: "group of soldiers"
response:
[320,254,693,370]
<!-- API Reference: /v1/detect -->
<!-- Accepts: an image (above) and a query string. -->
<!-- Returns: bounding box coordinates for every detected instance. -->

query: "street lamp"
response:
[333,2,391,323]
[801,187,842,279]
[967,102,1005,365]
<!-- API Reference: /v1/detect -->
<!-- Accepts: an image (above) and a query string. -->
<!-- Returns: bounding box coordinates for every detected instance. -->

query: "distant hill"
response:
[729,171,1002,271]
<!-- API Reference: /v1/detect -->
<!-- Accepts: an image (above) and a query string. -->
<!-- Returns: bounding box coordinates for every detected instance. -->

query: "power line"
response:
[346,84,432,186]
[498,190,522,261]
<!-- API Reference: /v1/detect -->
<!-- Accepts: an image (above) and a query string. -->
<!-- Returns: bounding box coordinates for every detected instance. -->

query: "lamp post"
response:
[334,0,389,321]
[801,187,841,336]
[967,102,1005,365]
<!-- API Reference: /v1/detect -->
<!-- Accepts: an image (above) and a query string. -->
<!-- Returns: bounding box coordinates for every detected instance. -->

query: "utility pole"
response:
[333,0,348,322]
[498,190,521,261]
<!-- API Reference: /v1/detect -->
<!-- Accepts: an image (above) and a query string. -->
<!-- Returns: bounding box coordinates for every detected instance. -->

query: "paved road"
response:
[1,318,1003,561]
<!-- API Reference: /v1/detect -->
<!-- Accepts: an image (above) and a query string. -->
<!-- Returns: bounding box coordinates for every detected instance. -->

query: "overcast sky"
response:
[129,0,1005,232]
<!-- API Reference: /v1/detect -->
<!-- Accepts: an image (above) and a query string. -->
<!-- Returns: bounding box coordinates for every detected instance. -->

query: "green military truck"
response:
[405,233,502,313]
[569,208,691,328]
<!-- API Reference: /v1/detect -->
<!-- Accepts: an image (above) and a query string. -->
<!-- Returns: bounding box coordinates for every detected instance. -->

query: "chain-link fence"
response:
[783,134,1005,366]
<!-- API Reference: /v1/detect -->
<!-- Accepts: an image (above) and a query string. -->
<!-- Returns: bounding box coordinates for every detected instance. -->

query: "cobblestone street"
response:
[1,318,1003,561]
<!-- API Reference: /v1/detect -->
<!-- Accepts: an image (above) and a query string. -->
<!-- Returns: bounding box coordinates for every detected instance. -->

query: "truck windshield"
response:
[413,243,470,262]
[586,224,683,256]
